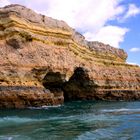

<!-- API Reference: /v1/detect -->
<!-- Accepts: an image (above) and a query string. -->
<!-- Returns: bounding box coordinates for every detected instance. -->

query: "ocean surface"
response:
[0,101,140,140]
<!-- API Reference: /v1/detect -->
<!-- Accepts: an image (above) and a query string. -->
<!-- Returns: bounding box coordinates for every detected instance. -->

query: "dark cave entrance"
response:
[42,71,66,92]
[42,67,96,102]
[63,67,94,101]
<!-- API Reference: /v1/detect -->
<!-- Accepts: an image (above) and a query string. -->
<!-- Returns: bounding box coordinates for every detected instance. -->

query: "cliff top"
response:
[0,4,127,62]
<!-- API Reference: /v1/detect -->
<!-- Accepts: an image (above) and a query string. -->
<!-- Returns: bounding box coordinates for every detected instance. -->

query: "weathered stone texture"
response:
[0,4,139,108]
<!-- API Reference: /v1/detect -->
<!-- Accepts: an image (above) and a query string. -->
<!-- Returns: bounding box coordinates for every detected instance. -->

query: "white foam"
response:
[101,108,140,113]
[0,136,13,140]
[0,116,39,124]
[28,105,62,110]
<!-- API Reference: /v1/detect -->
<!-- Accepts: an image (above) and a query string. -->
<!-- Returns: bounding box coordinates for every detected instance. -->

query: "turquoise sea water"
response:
[0,101,140,140]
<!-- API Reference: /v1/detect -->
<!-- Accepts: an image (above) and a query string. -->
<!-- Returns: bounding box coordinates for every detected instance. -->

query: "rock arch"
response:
[42,67,98,102]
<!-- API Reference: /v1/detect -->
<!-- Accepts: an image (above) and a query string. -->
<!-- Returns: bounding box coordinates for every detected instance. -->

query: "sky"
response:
[0,0,140,65]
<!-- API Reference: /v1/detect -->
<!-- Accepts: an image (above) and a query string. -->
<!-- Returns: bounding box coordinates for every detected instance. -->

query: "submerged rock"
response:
[0,4,140,108]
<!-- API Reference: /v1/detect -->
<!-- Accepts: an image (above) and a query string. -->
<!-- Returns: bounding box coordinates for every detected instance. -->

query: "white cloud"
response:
[129,47,140,52]
[0,0,10,7]
[84,25,128,48]
[38,0,125,32]
[124,4,140,19]
[9,0,125,30]
[13,0,126,48]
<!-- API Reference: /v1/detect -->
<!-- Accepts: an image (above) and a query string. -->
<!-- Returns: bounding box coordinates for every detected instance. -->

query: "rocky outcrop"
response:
[0,4,140,108]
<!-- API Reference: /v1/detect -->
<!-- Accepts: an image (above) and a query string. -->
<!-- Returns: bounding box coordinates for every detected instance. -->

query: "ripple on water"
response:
[0,101,140,140]
[101,108,140,115]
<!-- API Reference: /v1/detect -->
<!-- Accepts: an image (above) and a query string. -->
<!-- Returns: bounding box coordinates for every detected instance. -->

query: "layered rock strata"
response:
[0,4,140,108]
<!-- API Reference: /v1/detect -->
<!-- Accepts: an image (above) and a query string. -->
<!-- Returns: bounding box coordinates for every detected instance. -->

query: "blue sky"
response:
[0,0,140,65]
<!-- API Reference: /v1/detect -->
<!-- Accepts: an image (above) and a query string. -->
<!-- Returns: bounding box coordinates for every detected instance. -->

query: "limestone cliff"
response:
[0,4,140,108]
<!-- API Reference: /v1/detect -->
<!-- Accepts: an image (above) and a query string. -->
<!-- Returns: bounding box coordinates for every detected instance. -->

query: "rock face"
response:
[0,4,140,108]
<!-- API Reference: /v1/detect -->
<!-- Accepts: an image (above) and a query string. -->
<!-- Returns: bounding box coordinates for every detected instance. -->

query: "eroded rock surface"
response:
[0,4,140,108]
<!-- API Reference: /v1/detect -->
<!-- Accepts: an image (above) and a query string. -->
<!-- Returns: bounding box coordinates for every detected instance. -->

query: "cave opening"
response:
[42,67,96,102]
[42,71,66,92]
[63,67,93,101]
